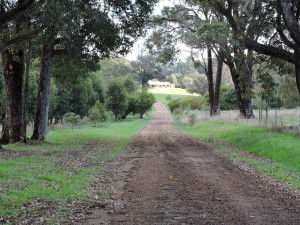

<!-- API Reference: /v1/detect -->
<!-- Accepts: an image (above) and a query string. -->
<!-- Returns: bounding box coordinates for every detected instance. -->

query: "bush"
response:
[106,81,128,120]
[220,87,238,110]
[135,88,155,118]
[168,96,205,113]
[188,113,196,126]
[122,95,138,119]
[64,112,81,131]
[88,101,107,125]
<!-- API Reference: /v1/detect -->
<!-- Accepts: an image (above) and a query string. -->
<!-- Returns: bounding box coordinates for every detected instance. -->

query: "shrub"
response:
[168,96,205,113]
[135,88,155,118]
[88,101,107,126]
[106,81,128,120]
[122,95,138,119]
[188,113,196,126]
[64,112,81,131]
[220,87,238,110]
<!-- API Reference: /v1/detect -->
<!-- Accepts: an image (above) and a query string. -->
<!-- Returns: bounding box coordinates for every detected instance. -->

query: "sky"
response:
[125,0,190,61]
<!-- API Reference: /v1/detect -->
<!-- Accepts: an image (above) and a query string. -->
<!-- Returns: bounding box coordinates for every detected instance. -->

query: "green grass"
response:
[176,120,300,188]
[149,88,198,96]
[153,93,189,107]
[0,116,151,221]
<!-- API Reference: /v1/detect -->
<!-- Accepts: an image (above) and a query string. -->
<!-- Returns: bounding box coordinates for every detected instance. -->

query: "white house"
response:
[148,80,175,89]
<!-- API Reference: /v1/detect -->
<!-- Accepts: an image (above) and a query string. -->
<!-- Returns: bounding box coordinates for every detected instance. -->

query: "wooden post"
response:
[275,108,278,128]
[298,109,300,134]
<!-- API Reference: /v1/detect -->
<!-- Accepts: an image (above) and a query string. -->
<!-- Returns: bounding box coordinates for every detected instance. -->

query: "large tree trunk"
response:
[1,49,25,144]
[31,43,54,141]
[295,49,300,93]
[213,56,223,116]
[206,48,215,116]
[227,62,254,119]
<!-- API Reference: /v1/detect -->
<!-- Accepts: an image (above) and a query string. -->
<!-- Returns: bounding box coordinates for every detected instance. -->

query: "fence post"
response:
[298,109,300,134]
[275,108,278,128]
[259,109,261,127]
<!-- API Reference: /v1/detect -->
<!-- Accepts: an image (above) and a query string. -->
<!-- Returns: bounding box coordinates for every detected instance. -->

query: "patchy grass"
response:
[176,120,300,189]
[0,116,151,222]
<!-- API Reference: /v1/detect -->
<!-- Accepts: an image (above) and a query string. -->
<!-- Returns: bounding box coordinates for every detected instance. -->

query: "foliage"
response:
[123,95,139,119]
[122,77,137,94]
[168,96,205,113]
[106,81,128,120]
[188,113,196,127]
[98,57,134,83]
[88,101,107,125]
[131,55,163,86]
[135,88,156,118]
[219,87,238,110]
[64,112,81,130]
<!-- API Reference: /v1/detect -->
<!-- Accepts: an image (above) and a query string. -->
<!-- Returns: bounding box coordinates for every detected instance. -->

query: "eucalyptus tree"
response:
[131,54,163,86]
[199,0,300,94]
[147,3,225,116]
[0,0,158,143]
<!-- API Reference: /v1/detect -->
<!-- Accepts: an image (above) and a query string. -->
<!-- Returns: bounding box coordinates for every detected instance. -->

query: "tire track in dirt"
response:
[87,101,300,224]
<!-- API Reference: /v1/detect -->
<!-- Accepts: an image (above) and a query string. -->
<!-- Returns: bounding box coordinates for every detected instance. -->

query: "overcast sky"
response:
[125,0,189,61]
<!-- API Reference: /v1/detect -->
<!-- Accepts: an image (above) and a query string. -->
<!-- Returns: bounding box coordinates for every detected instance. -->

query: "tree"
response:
[31,0,158,141]
[0,0,158,143]
[106,81,128,121]
[88,101,107,126]
[219,87,238,110]
[131,55,163,86]
[200,0,300,94]
[135,88,155,119]
[147,3,224,116]
[64,112,80,131]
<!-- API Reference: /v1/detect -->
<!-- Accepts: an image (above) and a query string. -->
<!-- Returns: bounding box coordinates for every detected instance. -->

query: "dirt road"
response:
[87,102,300,224]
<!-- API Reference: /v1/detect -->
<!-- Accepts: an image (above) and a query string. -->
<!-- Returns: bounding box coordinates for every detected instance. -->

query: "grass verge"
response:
[176,119,300,189]
[0,116,151,223]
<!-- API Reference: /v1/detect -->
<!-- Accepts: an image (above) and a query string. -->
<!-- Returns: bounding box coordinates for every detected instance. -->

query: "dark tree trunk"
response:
[213,57,223,116]
[295,49,300,93]
[31,43,54,141]
[1,49,25,144]
[206,48,215,116]
[227,62,254,119]
[54,117,59,124]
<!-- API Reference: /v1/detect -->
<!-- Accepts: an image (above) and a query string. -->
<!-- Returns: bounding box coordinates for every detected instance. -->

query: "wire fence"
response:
[180,108,300,134]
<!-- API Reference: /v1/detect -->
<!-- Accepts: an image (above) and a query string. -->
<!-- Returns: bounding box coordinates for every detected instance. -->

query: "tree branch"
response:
[0,0,36,28]
[0,25,45,52]
[280,0,300,46]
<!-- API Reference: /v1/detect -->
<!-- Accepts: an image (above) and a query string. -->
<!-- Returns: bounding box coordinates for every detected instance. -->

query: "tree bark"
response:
[213,57,223,115]
[31,42,54,141]
[228,65,254,119]
[295,48,300,93]
[1,49,25,144]
[206,48,215,116]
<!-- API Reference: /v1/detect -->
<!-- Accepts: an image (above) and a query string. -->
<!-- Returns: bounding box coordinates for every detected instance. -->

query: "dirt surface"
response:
[82,102,300,225]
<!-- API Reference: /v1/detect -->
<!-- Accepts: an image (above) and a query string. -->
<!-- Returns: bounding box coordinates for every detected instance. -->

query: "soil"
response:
[79,102,300,225]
